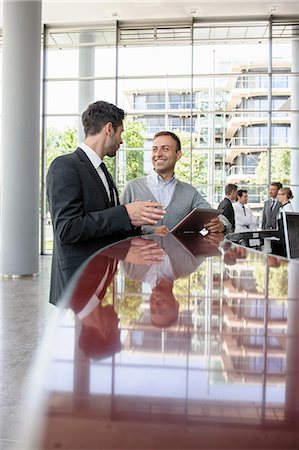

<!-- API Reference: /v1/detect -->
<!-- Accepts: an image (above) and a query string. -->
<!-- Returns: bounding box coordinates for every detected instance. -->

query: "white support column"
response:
[77,33,95,142]
[1,1,41,276]
[291,36,299,212]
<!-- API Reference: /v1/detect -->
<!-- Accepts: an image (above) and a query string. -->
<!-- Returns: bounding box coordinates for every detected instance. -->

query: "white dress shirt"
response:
[79,142,113,203]
[233,202,258,232]
[280,202,294,213]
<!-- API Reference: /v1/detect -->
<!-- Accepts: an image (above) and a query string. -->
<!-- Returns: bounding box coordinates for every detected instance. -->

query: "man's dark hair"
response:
[225,183,238,196]
[153,131,181,152]
[82,100,125,137]
[270,182,283,190]
[237,189,248,198]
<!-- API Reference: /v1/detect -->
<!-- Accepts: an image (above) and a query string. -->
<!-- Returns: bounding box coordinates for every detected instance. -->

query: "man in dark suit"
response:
[218,183,238,232]
[47,100,166,305]
[261,182,282,229]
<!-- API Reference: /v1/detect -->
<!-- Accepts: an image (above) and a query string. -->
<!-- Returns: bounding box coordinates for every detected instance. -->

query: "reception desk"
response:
[20,234,299,449]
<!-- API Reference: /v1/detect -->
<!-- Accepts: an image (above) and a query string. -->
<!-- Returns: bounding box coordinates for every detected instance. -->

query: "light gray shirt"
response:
[146,170,177,208]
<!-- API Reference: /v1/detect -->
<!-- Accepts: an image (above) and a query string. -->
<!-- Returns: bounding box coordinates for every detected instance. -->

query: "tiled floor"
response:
[0,256,54,450]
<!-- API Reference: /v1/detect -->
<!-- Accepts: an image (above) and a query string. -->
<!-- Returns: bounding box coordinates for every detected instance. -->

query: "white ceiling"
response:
[41,0,299,26]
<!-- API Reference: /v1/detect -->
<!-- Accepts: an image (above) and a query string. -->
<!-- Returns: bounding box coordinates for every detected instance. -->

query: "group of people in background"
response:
[218,181,294,233]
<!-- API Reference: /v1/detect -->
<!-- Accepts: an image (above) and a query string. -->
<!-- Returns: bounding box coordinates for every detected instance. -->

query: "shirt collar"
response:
[148,169,176,186]
[79,142,103,170]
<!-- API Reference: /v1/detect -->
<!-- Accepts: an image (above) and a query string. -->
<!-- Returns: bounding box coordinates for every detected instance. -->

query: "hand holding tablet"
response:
[171,207,222,235]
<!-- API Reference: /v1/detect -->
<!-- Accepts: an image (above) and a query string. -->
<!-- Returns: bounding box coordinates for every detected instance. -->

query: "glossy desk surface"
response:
[23,234,299,449]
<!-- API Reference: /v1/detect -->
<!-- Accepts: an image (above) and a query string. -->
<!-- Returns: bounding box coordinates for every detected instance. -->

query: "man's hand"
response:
[125,201,166,227]
[204,217,225,233]
[201,232,225,246]
[154,225,170,236]
[124,237,165,265]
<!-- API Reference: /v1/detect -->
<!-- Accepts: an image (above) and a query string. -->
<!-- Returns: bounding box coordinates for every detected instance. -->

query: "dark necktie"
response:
[271,200,275,211]
[242,205,246,216]
[100,162,119,207]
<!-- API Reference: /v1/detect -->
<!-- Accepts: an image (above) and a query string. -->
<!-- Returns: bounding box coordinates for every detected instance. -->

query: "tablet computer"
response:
[171,207,221,235]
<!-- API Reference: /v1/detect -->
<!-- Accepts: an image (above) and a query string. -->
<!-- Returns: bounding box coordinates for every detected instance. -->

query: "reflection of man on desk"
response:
[122,234,222,328]
[68,253,121,359]
[150,278,179,328]
[66,238,166,356]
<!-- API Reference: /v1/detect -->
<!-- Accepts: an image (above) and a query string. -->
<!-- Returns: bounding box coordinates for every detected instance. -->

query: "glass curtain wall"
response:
[42,18,296,253]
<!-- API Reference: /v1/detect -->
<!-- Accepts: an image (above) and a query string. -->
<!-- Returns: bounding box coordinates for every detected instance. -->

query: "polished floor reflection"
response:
[20,236,299,449]
[0,256,53,450]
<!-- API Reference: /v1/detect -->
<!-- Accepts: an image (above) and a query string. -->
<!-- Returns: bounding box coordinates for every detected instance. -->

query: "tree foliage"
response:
[45,120,146,187]
[46,127,77,170]
[253,148,290,185]
[116,279,143,325]
[172,130,207,186]
[122,119,146,181]
[254,262,288,299]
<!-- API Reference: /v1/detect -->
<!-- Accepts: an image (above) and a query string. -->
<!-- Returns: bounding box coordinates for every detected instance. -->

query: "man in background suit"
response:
[47,100,166,306]
[261,182,282,229]
[218,183,238,232]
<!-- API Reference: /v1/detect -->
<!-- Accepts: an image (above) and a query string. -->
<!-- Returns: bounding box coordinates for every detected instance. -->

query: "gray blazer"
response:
[261,199,281,229]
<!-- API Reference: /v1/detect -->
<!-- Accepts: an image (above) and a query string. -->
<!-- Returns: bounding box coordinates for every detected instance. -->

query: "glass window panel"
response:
[41,19,299,255]
[270,147,291,186]
[47,49,78,78]
[94,80,117,102]
[46,81,78,114]
[118,45,192,77]
[94,47,116,77]
[46,115,78,133]
[271,124,290,146]
[48,29,116,47]
[193,41,269,75]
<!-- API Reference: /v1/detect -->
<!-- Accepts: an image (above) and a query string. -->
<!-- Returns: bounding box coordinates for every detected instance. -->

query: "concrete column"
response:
[291,36,299,211]
[77,33,95,142]
[1,1,41,276]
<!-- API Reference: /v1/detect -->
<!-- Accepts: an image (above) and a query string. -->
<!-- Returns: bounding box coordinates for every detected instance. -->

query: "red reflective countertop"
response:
[22,234,299,449]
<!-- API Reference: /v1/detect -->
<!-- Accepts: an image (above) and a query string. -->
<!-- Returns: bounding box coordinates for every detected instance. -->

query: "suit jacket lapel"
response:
[75,147,111,206]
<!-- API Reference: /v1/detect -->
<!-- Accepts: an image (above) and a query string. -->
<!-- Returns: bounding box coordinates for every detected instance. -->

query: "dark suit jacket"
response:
[46,147,135,305]
[261,199,281,229]
[67,254,118,314]
[218,197,235,231]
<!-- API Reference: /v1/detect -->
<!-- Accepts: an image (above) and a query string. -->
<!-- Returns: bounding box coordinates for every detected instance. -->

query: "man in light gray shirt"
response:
[121,131,230,235]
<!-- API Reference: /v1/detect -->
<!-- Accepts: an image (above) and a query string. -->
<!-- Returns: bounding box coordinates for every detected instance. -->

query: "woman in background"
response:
[277,187,294,213]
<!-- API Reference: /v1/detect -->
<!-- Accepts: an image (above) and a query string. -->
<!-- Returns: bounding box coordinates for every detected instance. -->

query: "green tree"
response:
[254,261,288,300]
[253,147,290,186]
[172,130,206,186]
[45,127,77,171]
[116,279,143,324]
[104,119,146,190]
[122,119,146,180]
